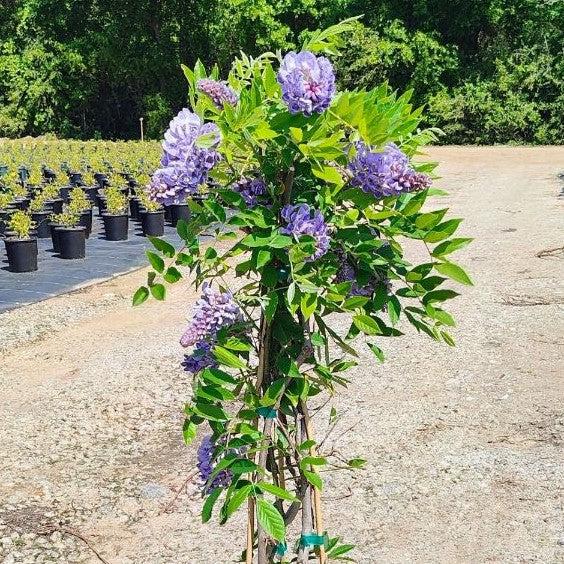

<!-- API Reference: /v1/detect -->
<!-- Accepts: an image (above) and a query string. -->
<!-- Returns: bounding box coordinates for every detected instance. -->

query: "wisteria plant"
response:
[134,19,472,564]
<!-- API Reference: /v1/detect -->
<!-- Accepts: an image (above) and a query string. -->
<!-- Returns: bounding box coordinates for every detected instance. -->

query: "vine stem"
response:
[246,498,255,564]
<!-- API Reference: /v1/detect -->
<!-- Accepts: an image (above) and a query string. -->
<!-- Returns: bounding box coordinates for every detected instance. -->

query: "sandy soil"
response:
[0,146,563,564]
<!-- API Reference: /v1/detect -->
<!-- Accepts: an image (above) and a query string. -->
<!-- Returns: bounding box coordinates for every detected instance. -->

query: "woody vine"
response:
[134,19,472,563]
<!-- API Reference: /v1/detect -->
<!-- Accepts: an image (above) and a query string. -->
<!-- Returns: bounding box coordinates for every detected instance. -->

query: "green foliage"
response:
[51,210,79,227]
[68,187,91,213]
[8,210,34,238]
[104,187,128,215]
[0,0,561,143]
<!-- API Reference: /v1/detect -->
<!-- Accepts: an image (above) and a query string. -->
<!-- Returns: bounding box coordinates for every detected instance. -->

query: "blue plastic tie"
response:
[256,406,277,419]
[300,533,326,548]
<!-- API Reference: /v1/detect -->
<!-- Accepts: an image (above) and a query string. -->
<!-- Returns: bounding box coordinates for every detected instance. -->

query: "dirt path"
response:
[1,147,563,563]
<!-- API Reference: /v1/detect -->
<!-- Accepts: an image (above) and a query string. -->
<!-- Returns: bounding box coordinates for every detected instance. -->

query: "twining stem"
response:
[246,498,255,564]
[297,414,313,564]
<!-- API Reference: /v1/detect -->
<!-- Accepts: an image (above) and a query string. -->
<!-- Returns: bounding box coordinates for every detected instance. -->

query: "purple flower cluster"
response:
[348,142,431,198]
[277,51,336,116]
[281,203,330,261]
[197,435,232,491]
[334,249,391,297]
[180,284,242,348]
[149,109,221,206]
[182,341,218,374]
[232,177,268,208]
[197,79,238,109]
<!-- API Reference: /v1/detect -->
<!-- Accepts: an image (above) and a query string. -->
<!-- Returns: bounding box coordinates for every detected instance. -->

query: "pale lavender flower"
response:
[182,341,218,374]
[277,51,336,115]
[148,164,197,205]
[281,203,330,261]
[180,284,242,347]
[232,177,267,208]
[348,142,431,198]
[159,108,221,194]
[197,435,232,491]
[197,79,238,109]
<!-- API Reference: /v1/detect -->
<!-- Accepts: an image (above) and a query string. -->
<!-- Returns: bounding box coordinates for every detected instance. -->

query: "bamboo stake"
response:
[300,400,327,564]
[246,498,255,564]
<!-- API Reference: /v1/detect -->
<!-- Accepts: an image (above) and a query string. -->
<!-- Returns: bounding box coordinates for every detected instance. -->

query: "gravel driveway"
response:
[1,146,563,563]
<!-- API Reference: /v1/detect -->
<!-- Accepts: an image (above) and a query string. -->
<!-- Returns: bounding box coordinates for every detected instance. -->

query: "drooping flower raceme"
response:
[281,203,330,261]
[182,341,218,374]
[232,177,267,208]
[197,435,232,491]
[180,284,242,347]
[277,51,336,116]
[348,142,431,198]
[148,164,197,206]
[197,79,238,109]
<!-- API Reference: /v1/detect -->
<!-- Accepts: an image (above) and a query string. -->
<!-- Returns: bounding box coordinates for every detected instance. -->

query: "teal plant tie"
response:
[275,541,287,557]
[300,533,326,548]
[256,406,277,419]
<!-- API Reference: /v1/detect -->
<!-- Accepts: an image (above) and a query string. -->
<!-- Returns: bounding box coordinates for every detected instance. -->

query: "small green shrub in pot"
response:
[50,209,86,259]
[29,193,52,238]
[4,210,38,272]
[68,187,92,213]
[103,186,129,240]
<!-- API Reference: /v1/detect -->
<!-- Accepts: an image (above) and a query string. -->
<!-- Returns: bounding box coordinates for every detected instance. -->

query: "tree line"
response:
[0,0,562,144]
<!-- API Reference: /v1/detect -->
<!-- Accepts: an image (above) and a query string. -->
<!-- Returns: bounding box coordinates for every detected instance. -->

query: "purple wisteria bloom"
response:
[148,164,197,205]
[232,177,268,208]
[197,78,238,109]
[197,435,232,491]
[182,341,218,374]
[348,142,431,198]
[281,203,330,261]
[277,51,336,115]
[180,284,242,347]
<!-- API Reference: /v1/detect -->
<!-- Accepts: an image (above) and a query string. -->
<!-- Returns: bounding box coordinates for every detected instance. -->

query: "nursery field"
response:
[0,146,562,563]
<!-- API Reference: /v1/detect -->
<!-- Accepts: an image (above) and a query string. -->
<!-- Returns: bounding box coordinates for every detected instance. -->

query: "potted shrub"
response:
[50,211,86,259]
[42,184,64,214]
[68,187,93,238]
[11,184,30,210]
[3,210,37,272]
[102,187,129,240]
[29,193,52,238]
[139,197,165,237]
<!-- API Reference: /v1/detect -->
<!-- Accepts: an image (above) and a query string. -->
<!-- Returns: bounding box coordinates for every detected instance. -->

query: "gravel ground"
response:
[0,146,563,564]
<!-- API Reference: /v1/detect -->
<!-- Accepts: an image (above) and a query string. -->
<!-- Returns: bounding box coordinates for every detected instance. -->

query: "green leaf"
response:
[257,482,297,502]
[265,292,279,323]
[300,456,326,468]
[132,286,149,306]
[256,249,271,268]
[193,403,230,421]
[367,343,385,362]
[424,219,463,243]
[434,262,473,285]
[256,498,285,542]
[261,378,286,406]
[225,484,253,518]
[300,293,317,320]
[146,250,165,273]
[302,470,323,490]
[202,487,222,523]
[213,346,247,369]
[347,458,367,468]
[431,238,473,257]
[148,236,175,258]
[163,266,182,283]
[352,314,379,335]
[150,283,166,300]
[230,459,258,474]
[182,419,197,445]
[201,367,237,386]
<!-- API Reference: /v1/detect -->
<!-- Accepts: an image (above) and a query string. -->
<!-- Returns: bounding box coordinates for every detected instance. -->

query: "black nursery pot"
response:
[59,185,73,202]
[31,210,53,238]
[97,196,107,216]
[49,222,63,253]
[0,209,14,237]
[102,213,129,241]
[4,238,38,272]
[48,198,64,215]
[69,172,84,186]
[94,172,109,188]
[78,208,93,238]
[164,205,171,222]
[12,197,30,211]
[168,203,190,226]
[57,226,86,259]
[141,210,165,237]
[129,197,141,220]
[83,185,98,203]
